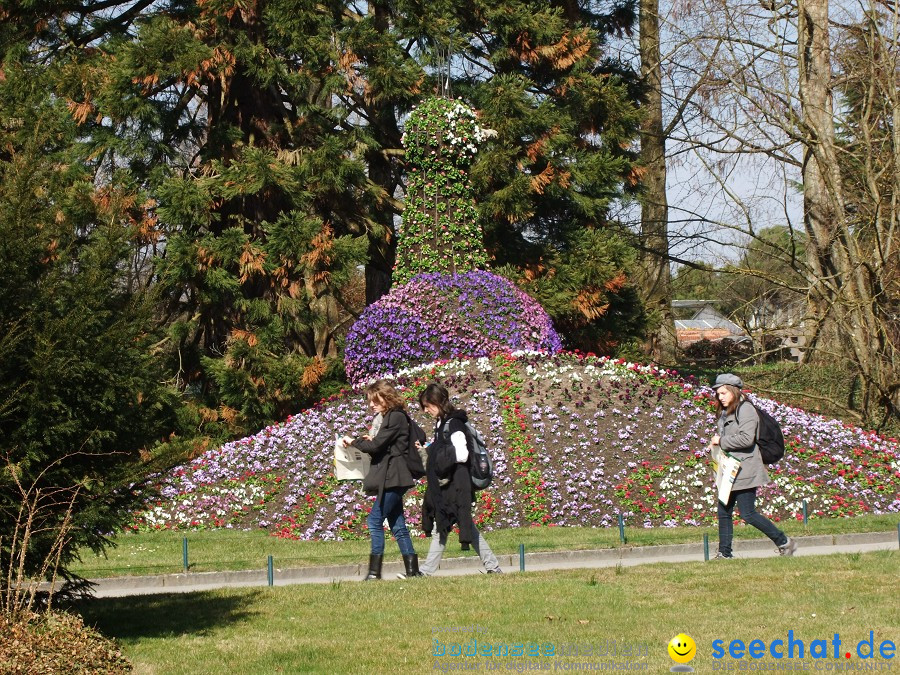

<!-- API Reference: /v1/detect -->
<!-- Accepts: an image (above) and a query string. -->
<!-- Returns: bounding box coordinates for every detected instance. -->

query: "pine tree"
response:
[472,1,646,352]
[0,54,174,584]
[60,1,377,434]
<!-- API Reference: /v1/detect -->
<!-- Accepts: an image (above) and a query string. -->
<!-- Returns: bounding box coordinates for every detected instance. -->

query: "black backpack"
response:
[443,419,493,491]
[401,412,427,479]
[738,401,785,465]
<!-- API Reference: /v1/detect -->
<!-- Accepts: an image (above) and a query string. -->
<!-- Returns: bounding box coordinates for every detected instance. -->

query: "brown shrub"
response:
[0,610,131,674]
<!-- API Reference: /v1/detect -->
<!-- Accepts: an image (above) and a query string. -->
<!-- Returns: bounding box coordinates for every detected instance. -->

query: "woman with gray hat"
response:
[710,373,797,559]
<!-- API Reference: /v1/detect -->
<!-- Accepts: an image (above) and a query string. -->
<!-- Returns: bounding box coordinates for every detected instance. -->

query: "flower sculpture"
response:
[393,97,490,283]
[344,270,562,384]
[345,96,561,383]
[128,111,900,540]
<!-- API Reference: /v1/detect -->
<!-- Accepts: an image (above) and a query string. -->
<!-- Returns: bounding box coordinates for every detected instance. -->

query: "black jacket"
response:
[422,410,476,543]
[353,409,414,497]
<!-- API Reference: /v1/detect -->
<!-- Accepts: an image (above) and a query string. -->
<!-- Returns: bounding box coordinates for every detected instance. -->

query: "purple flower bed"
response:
[343,271,562,384]
[130,353,900,538]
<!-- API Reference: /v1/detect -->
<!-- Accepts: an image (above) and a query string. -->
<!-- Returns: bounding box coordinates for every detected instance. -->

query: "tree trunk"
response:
[638,0,677,364]
[364,0,400,305]
[797,0,898,421]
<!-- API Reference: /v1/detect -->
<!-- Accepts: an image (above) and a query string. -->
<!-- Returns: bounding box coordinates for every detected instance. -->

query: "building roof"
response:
[674,319,742,332]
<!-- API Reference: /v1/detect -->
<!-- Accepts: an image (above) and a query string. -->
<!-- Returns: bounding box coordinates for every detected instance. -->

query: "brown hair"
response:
[418,382,455,417]
[364,379,406,412]
[714,384,744,416]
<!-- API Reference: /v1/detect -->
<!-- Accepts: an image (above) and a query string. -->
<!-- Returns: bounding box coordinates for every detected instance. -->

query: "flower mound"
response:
[129,353,900,539]
[343,270,562,384]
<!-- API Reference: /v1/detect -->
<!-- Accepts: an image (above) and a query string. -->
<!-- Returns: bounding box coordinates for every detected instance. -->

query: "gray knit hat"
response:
[713,373,743,390]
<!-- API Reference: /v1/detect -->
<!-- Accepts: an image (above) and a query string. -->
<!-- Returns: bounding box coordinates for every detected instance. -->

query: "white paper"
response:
[710,443,741,505]
[334,436,370,480]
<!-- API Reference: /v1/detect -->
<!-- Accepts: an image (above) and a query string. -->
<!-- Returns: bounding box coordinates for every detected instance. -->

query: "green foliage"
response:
[671,264,724,302]
[2,0,648,444]
[462,3,644,353]
[672,226,807,333]
[0,57,175,582]
[499,227,646,353]
[728,227,807,326]
[339,0,646,349]
[77,3,378,433]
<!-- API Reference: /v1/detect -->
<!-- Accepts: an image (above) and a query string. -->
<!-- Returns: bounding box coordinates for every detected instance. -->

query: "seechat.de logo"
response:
[711,631,896,663]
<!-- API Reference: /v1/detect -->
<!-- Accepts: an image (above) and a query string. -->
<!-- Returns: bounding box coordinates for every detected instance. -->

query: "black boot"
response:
[397,554,423,579]
[364,554,383,581]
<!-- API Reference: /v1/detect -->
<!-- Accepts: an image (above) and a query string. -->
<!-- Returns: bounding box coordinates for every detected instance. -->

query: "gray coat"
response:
[717,398,770,490]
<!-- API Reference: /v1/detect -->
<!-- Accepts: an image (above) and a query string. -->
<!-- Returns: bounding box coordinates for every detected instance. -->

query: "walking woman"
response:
[417,383,502,575]
[710,373,797,559]
[342,380,422,580]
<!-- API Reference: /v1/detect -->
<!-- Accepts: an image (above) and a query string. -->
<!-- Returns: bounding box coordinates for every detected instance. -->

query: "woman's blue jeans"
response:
[367,488,415,556]
[717,487,787,556]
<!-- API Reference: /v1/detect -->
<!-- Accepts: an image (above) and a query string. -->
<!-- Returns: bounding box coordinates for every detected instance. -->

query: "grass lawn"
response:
[71,515,900,578]
[73,550,899,674]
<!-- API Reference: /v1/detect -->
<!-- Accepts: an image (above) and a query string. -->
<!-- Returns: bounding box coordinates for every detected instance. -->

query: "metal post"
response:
[703,533,709,561]
[897,522,899,549]
[182,537,188,573]
[267,555,274,586]
[618,514,625,544]
[802,500,808,526]
[519,544,525,572]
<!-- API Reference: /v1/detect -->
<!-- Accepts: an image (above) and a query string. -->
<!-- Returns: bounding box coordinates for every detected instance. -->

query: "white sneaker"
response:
[778,538,798,556]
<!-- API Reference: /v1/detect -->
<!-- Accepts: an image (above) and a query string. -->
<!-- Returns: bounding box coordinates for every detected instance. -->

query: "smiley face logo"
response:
[668,633,696,665]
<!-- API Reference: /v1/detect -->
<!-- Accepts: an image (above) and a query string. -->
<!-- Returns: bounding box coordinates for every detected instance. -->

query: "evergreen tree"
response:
[0,55,174,583]
[474,1,645,352]
[66,1,377,434]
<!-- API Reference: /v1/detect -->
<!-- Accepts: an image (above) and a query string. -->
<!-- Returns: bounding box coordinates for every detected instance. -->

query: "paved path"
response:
[86,531,897,598]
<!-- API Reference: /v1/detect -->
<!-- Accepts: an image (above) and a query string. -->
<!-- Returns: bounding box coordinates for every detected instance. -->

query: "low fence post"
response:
[182,537,189,573]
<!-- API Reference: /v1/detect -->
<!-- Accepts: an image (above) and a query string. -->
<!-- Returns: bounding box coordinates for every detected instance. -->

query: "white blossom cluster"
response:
[401,98,490,157]
[138,482,270,529]
[443,101,488,155]
[525,361,578,384]
[659,462,708,497]
[363,352,555,388]
[365,355,496,386]
[761,474,829,517]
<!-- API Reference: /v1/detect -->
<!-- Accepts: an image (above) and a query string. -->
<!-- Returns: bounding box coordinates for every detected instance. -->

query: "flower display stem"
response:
[394,98,489,283]
[493,353,551,524]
